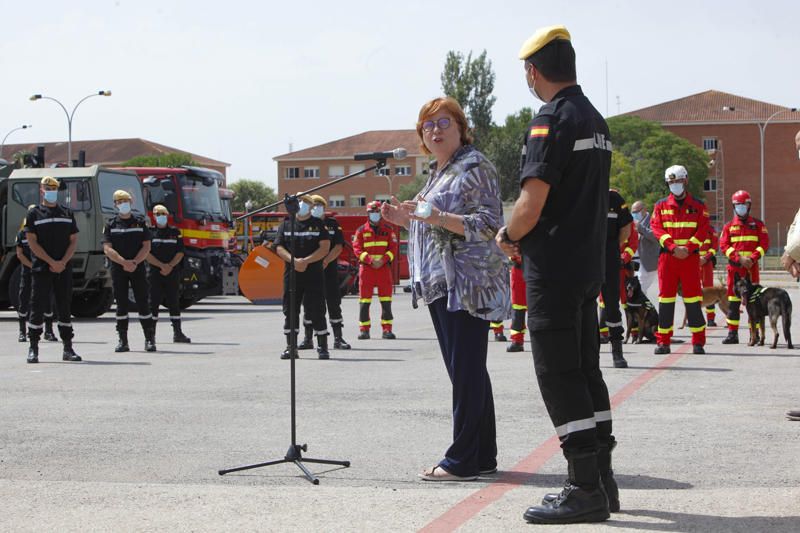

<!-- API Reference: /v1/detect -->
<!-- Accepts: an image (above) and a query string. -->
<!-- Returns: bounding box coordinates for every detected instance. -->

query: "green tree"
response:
[229,179,277,212]
[607,116,709,209]
[121,152,196,167]
[483,107,534,201]
[440,50,497,149]
[396,174,428,202]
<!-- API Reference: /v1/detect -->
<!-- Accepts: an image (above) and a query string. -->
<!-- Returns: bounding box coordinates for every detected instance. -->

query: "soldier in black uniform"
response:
[598,190,632,368]
[496,26,617,524]
[103,189,155,352]
[297,194,351,351]
[146,204,191,343]
[272,194,331,359]
[16,209,59,343]
[24,176,81,363]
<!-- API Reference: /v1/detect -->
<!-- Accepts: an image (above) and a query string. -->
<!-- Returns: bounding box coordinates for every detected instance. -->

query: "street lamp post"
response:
[29,90,112,166]
[722,105,797,226]
[1,124,33,160]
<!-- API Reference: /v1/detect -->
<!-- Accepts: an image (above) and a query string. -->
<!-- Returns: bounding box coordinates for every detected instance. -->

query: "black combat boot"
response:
[18,317,27,342]
[332,324,351,349]
[524,452,610,524]
[382,329,396,340]
[27,337,39,364]
[611,340,628,368]
[172,321,191,343]
[115,331,130,353]
[62,340,82,362]
[316,334,330,360]
[597,442,620,512]
[43,318,58,342]
[494,332,507,342]
[144,327,157,352]
[692,344,705,354]
[298,325,314,350]
[653,343,670,355]
[357,329,370,340]
[281,333,298,359]
[506,342,524,353]
[721,330,739,344]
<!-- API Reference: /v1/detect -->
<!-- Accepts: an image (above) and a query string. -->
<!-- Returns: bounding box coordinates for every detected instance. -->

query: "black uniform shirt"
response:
[324,216,345,247]
[607,190,633,242]
[150,226,184,264]
[274,216,329,273]
[103,214,152,261]
[16,229,31,262]
[24,204,79,272]
[518,85,611,283]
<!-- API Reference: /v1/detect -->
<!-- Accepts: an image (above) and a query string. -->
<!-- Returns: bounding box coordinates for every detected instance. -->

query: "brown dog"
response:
[679,285,730,328]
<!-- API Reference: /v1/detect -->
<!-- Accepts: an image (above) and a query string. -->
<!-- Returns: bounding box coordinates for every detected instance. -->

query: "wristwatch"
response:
[500,227,515,244]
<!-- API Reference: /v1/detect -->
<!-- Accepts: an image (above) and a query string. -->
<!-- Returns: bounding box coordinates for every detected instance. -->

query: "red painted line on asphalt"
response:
[419,345,691,533]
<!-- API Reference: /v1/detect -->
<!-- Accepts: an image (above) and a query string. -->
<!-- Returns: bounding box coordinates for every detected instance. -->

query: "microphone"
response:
[353,148,407,161]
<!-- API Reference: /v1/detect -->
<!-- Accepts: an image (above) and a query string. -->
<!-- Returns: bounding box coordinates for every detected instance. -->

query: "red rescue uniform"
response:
[352,220,398,334]
[719,214,769,331]
[650,193,710,346]
[509,256,527,345]
[599,227,638,338]
[699,227,719,323]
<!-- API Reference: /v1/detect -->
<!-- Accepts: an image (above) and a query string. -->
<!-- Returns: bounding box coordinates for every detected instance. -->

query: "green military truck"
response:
[0,164,145,317]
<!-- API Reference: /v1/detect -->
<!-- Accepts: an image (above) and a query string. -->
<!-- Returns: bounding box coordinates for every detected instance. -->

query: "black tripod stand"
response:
[219,161,387,484]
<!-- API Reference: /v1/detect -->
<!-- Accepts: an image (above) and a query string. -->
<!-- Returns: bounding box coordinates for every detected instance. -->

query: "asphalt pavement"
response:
[1,282,799,532]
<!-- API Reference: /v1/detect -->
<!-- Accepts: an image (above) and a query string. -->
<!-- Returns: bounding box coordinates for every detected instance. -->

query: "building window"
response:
[304,167,320,178]
[395,165,412,176]
[350,195,366,207]
[375,194,391,203]
[350,164,365,175]
[328,165,345,178]
[376,167,391,176]
[329,195,345,208]
[702,137,718,152]
[285,167,300,179]
[704,178,717,192]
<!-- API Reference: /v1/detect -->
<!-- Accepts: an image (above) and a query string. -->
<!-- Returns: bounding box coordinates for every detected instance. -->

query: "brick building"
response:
[273,130,428,215]
[624,90,799,252]
[0,138,230,180]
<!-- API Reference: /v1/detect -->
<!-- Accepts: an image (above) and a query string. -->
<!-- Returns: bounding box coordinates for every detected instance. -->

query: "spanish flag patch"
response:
[529,125,549,138]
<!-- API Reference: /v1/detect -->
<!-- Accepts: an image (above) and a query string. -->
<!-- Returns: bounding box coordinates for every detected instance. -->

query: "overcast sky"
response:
[1,0,797,190]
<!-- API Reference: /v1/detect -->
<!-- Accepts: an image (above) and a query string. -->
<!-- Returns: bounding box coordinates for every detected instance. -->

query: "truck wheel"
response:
[8,265,22,310]
[72,288,114,318]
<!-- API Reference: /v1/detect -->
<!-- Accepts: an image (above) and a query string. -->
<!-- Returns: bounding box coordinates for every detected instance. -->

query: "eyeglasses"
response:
[422,118,451,132]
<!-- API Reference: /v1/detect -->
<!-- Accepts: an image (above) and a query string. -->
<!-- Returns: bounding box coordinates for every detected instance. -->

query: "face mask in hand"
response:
[117,202,132,215]
[668,183,684,196]
[311,205,324,219]
[368,212,381,224]
[297,201,310,217]
[43,190,58,203]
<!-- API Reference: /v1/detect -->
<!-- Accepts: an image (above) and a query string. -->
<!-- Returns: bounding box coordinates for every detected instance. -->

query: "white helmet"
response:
[664,165,688,181]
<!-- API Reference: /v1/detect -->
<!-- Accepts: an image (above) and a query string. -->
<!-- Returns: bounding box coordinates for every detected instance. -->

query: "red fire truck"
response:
[119,166,240,308]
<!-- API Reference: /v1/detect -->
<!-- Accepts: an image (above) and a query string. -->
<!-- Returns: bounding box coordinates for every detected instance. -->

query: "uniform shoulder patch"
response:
[529,124,550,139]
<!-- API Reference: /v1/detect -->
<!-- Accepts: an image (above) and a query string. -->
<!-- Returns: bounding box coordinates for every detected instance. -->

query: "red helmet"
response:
[366,200,382,213]
[731,190,751,204]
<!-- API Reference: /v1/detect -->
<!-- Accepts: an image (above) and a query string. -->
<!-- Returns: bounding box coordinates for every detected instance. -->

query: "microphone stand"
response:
[219,159,387,484]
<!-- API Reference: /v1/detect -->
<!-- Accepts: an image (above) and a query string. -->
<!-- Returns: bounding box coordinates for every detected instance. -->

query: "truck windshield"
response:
[98,171,146,216]
[180,175,225,222]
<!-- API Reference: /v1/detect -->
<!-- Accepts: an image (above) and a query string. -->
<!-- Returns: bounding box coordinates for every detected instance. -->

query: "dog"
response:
[624,275,658,344]
[679,285,730,328]
[733,273,793,349]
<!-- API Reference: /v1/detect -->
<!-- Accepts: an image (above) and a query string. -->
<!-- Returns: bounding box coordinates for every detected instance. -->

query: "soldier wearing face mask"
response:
[146,204,191,344]
[650,165,710,355]
[272,194,331,359]
[103,189,155,352]
[719,190,769,344]
[352,200,398,339]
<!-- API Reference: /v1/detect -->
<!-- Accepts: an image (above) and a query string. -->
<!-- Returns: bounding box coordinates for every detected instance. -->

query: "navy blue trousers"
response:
[428,297,496,477]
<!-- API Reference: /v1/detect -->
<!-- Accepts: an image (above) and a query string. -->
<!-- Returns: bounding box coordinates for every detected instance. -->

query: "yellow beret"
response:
[40,176,59,187]
[518,25,571,60]
[309,194,327,207]
[299,194,314,204]
[113,189,132,202]
[153,204,169,215]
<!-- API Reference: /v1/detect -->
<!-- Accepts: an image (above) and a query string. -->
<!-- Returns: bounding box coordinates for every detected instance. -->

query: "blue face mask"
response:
[117,202,132,215]
[369,212,381,224]
[734,204,749,217]
[632,211,643,223]
[155,215,168,226]
[297,201,310,217]
[43,190,58,203]
[311,205,324,219]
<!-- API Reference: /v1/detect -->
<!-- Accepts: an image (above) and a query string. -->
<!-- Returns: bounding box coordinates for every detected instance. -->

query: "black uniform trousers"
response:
[18,268,56,322]
[148,268,181,324]
[283,267,328,337]
[599,243,624,342]
[527,281,614,457]
[301,262,343,332]
[428,297,496,477]
[111,265,152,333]
[28,268,74,342]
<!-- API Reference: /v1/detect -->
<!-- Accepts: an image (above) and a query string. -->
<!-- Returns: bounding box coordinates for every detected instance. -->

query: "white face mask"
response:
[297,201,310,217]
[527,67,543,102]
[368,212,381,224]
[668,183,685,196]
[117,202,132,215]
[311,205,324,219]
[734,204,749,217]
[155,215,168,226]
